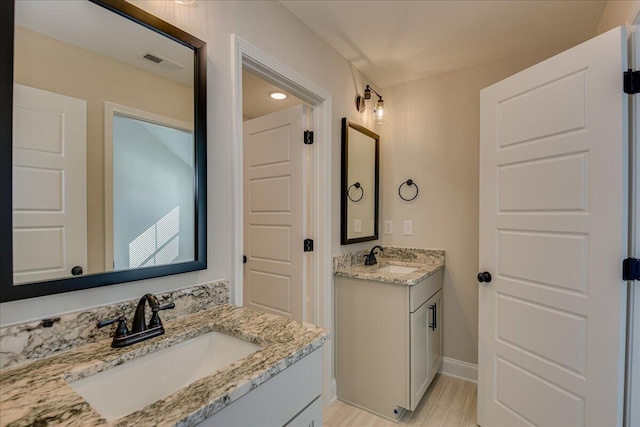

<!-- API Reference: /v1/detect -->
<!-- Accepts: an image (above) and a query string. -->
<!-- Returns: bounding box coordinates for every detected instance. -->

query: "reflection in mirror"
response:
[13,0,195,283]
[2,0,207,302]
[341,118,379,245]
[111,114,194,271]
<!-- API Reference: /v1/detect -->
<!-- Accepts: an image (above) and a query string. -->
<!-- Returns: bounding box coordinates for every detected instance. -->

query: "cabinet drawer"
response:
[285,396,322,427]
[410,269,443,312]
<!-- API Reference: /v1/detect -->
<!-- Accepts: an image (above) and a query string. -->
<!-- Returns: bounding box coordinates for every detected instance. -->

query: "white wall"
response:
[112,116,194,270]
[379,44,577,365]
[0,0,377,326]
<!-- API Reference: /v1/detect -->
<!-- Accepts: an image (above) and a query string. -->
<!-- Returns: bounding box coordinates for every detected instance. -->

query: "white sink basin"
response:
[377,265,418,274]
[68,332,261,421]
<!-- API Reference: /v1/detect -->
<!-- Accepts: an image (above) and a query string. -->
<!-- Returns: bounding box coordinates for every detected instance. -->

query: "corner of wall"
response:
[595,1,640,36]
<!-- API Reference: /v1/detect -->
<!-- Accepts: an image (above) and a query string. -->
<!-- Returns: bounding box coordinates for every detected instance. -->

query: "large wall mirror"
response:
[341,118,379,245]
[0,0,207,302]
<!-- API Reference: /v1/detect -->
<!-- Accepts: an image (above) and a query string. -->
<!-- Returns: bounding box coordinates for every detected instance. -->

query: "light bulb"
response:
[374,99,387,124]
[270,91,287,100]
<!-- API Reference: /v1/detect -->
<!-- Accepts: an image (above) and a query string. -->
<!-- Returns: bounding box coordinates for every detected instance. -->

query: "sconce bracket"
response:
[355,94,365,113]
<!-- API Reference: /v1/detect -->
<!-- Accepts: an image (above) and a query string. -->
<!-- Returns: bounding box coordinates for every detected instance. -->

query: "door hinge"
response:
[623,69,640,94]
[623,258,640,281]
[304,130,314,145]
[303,238,314,252]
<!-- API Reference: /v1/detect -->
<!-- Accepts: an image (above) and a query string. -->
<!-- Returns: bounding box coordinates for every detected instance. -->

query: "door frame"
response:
[104,101,193,272]
[231,35,334,403]
[625,15,640,427]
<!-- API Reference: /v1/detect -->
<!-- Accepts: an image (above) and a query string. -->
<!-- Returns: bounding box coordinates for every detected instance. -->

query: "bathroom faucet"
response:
[133,293,161,332]
[98,293,175,348]
[365,245,384,266]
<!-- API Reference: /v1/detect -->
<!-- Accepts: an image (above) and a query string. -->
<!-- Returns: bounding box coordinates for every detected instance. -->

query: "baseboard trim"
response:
[439,357,478,383]
[326,379,337,405]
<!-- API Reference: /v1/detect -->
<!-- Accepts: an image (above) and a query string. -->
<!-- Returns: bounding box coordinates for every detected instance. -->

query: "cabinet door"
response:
[427,290,443,384]
[410,301,429,411]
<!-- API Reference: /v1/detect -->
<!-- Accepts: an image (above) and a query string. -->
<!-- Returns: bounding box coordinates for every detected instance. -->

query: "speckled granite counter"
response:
[334,247,444,286]
[0,305,330,427]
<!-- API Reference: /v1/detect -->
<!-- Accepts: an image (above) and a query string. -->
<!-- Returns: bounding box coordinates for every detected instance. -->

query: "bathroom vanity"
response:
[0,304,329,426]
[334,248,444,421]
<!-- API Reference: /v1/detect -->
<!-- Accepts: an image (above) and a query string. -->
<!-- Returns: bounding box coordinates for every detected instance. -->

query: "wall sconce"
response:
[355,84,387,124]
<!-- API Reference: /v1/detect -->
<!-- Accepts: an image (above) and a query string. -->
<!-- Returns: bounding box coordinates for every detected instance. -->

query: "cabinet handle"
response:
[429,304,436,330]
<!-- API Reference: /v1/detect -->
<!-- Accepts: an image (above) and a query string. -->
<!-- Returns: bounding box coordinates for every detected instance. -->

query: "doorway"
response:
[104,102,194,273]
[241,69,313,322]
[231,35,335,402]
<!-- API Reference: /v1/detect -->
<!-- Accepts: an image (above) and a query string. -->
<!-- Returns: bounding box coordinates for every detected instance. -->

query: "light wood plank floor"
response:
[324,375,477,427]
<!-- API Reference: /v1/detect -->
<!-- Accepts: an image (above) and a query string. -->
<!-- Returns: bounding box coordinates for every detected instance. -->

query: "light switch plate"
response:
[403,220,413,236]
[354,219,362,233]
[384,220,393,234]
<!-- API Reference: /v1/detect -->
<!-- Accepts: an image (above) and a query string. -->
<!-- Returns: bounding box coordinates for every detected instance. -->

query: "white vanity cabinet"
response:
[198,349,323,427]
[336,269,443,420]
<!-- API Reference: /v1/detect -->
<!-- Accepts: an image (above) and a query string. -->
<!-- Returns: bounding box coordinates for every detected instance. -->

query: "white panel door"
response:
[243,105,306,321]
[479,28,628,426]
[12,84,87,284]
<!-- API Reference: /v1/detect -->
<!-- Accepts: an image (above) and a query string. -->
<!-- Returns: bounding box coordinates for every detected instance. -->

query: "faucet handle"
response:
[148,302,175,328]
[157,302,175,311]
[97,316,130,339]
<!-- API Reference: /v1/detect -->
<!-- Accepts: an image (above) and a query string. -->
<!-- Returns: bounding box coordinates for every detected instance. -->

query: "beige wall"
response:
[14,26,193,274]
[596,0,640,35]
[379,44,577,365]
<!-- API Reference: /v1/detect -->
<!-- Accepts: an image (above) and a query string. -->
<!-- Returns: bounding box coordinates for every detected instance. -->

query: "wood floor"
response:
[323,375,478,427]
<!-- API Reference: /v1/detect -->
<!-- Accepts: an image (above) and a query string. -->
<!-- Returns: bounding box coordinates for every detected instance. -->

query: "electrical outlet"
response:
[384,220,393,234]
[354,219,362,233]
[403,220,413,236]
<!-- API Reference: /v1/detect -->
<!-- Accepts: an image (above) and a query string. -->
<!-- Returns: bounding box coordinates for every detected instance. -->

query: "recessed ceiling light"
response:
[175,0,195,5]
[270,91,287,100]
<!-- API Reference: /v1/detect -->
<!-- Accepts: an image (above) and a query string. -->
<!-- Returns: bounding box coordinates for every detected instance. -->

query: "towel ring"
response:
[347,182,364,202]
[398,179,419,201]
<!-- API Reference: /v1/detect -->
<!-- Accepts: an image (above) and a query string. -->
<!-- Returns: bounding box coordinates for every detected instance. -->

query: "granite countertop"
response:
[334,248,445,286]
[0,305,330,427]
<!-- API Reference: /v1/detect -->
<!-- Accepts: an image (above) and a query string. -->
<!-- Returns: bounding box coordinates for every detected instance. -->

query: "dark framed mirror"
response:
[1,0,207,303]
[341,118,379,245]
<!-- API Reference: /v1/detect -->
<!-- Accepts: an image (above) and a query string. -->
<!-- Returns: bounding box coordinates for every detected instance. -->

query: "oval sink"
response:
[67,332,261,421]
[377,265,418,274]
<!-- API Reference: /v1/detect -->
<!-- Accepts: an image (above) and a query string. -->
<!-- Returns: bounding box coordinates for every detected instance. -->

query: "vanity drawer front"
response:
[410,269,443,312]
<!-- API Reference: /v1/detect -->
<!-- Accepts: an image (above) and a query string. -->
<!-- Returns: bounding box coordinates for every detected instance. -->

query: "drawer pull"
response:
[429,303,436,330]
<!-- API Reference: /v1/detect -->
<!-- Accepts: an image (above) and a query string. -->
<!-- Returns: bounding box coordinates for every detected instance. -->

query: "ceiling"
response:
[16,0,194,87]
[280,0,607,88]
[243,69,306,120]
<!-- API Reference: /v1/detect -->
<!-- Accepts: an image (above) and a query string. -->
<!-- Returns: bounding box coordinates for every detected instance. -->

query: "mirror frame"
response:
[0,0,207,303]
[341,118,380,245]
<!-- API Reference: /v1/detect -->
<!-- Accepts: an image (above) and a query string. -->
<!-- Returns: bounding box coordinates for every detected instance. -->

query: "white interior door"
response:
[243,105,306,321]
[479,27,628,426]
[12,84,87,283]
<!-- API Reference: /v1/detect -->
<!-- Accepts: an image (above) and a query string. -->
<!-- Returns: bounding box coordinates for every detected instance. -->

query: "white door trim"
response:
[103,102,192,271]
[230,35,334,403]
[625,21,639,427]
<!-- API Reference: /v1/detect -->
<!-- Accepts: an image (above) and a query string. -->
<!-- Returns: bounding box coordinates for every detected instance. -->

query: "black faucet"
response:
[364,245,384,266]
[98,293,175,348]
